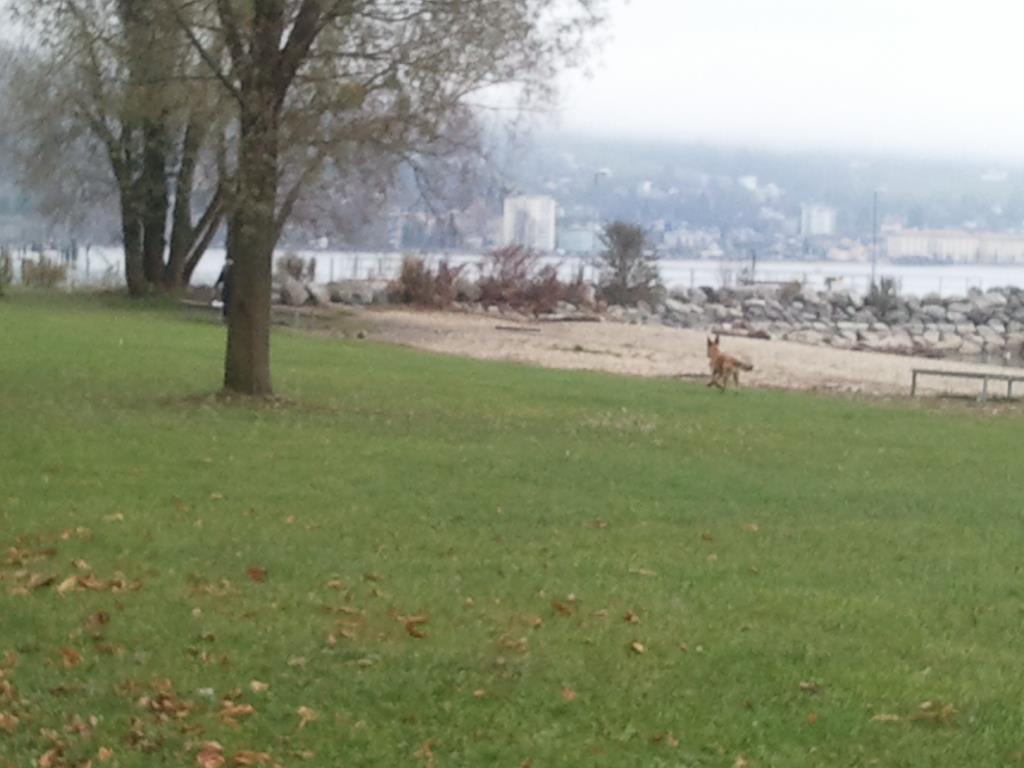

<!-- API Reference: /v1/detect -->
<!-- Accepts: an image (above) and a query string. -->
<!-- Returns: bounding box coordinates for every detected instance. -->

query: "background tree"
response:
[158,0,606,395]
[596,221,663,306]
[5,1,227,295]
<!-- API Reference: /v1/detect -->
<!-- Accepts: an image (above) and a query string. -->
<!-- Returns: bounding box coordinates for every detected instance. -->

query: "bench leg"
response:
[911,372,917,397]
[980,377,989,402]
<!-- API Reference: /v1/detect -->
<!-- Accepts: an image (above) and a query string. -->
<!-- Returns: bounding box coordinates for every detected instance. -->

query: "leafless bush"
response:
[22,256,67,288]
[478,245,541,307]
[389,256,465,308]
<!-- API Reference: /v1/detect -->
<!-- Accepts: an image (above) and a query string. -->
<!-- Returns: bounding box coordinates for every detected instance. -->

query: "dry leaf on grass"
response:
[249,680,269,694]
[806,712,818,725]
[57,576,79,595]
[702,531,714,541]
[401,614,429,639]
[97,746,113,762]
[0,711,18,733]
[651,732,679,748]
[38,748,63,768]
[246,567,267,583]
[743,523,760,533]
[297,706,317,730]
[624,611,640,624]
[561,687,577,702]
[61,648,83,669]
[630,641,646,654]
[196,742,226,768]
[798,681,821,694]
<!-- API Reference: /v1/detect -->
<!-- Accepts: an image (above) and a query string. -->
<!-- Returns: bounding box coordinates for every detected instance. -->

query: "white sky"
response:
[556,0,1024,161]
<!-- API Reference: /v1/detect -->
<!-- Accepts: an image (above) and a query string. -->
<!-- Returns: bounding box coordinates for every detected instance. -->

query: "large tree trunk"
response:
[141,121,170,287]
[223,100,278,396]
[119,187,146,296]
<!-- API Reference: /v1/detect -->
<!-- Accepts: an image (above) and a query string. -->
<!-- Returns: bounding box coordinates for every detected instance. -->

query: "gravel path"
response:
[355,307,1024,398]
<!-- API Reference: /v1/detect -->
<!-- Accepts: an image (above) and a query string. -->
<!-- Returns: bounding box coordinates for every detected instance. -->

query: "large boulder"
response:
[306,283,331,306]
[280,275,308,306]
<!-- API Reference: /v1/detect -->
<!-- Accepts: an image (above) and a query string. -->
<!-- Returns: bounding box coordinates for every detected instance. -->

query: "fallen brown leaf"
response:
[630,641,646,654]
[325,579,344,590]
[196,741,226,768]
[733,756,750,768]
[249,680,269,694]
[743,523,760,533]
[561,687,577,702]
[798,681,821,694]
[651,732,679,748]
[473,689,486,699]
[57,576,79,595]
[38,748,62,768]
[0,711,18,734]
[551,601,573,616]
[806,712,818,725]
[287,656,306,668]
[246,567,267,583]
[403,615,429,639]
[297,706,317,730]
[702,531,714,541]
[97,746,113,762]
[61,647,83,669]
[624,611,640,624]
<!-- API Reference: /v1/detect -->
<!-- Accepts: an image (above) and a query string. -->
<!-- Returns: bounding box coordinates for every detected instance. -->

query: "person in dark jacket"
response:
[214,258,234,321]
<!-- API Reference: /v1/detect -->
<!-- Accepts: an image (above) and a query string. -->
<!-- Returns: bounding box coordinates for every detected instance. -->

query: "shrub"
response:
[595,222,662,306]
[0,247,12,296]
[865,276,899,315]
[478,245,542,308]
[778,280,802,304]
[389,256,465,308]
[22,256,67,289]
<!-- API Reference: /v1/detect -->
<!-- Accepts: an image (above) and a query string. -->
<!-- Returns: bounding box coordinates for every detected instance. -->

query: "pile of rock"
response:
[275,275,390,307]
[612,284,1024,358]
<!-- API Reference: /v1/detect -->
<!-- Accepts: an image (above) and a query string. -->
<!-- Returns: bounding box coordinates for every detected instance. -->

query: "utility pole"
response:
[871,189,879,289]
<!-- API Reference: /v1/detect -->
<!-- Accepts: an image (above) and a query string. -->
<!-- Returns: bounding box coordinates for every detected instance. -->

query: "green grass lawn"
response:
[2,292,1024,767]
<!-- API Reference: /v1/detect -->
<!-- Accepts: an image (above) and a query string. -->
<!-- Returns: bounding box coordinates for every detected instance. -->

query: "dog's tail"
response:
[737,360,754,371]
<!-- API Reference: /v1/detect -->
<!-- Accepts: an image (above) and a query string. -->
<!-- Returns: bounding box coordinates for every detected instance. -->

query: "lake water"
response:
[33,246,1024,298]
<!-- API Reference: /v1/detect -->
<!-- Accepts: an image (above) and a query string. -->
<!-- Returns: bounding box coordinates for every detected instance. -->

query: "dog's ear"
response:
[714,334,720,344]
[707,336,713,346]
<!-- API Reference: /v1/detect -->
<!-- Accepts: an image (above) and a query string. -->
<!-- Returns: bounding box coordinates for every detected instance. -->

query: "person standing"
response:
[214,258,234,321]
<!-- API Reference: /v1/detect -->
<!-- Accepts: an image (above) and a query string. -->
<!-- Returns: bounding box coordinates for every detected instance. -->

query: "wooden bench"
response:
[911,368,1024,400]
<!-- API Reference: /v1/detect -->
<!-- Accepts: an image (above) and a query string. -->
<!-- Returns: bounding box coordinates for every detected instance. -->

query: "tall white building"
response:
[800,204,837,237]
[502,195,557,252]
[887,229,1024,264]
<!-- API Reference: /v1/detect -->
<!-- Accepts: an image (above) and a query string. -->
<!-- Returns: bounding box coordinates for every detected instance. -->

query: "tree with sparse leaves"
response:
[596,221,662,306]
[5,1,227,295]
[156,0,607,395]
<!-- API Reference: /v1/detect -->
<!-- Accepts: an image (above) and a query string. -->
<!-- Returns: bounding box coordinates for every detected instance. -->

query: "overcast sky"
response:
[555,0,1024,162]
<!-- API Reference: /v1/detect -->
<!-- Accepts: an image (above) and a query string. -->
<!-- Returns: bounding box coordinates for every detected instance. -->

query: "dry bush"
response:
[389,256,465,308]
[478,245,541,307]
[22,256,67,288]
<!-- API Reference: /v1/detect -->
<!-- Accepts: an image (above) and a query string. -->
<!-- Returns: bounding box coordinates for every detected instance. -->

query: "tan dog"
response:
[706,334,753,389]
